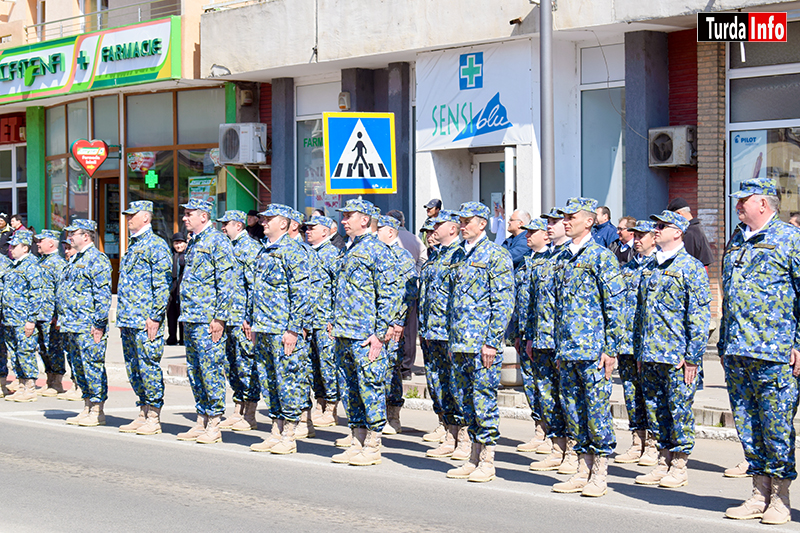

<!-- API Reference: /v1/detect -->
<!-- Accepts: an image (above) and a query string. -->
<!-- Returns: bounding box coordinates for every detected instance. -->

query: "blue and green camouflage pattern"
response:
[640,361,697,454]
[418,240,459,341]
[117,227,172,328]
[1,253,43,326]
[57,245,112,333]
[179,225,235,324]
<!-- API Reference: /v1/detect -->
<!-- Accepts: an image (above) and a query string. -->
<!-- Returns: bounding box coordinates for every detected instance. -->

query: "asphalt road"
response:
[0,383,797,533]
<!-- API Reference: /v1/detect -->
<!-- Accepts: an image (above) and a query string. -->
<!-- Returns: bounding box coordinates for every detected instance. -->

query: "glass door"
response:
[96,178,120,292]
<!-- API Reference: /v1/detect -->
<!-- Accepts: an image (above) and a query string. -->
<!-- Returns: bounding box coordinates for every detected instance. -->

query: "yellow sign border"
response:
[323,111,397,195]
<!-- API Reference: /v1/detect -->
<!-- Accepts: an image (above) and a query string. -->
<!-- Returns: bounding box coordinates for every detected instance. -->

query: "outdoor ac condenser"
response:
[648,125,697,167]
[218,123,267,165]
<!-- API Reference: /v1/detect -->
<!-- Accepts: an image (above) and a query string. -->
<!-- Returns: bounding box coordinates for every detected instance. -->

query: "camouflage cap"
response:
[541,207,564,220]
[122,200,154,215]
[558,197,599,215]
[521,218,547,232]
[217,210,247,225]
[432,209,461,225]
[650,210,689,233]
[730,177,779,199]
[377,215,399,230]
[287,208,305,225]
[258,203,294,219]
[35,229,61,241]
[370,206,381,218]
[336,198,375,216]
[631,220,657,233]
[9,230,33,246]
[181,198,214,213]
[456,201,491,220]
[64,219,98,232]
[420,218,436,232]
[305,215,334,228]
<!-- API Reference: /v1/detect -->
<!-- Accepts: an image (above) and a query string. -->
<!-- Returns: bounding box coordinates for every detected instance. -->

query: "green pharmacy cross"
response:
[145,170,159,189]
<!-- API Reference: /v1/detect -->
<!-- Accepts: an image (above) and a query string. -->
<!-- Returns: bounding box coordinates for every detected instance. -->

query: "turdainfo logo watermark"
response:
[697,12,787,42]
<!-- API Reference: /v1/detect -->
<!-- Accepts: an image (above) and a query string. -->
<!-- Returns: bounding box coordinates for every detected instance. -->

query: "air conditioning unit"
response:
[648,125,696,167]
[218,123,267,165]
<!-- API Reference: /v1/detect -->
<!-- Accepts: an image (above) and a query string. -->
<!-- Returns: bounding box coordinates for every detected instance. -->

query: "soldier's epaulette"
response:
[727,245,741,252]
[75,264,86,268]
[470,261,487,268]
[554,263,564,271]
[754,243,776,250]
[352,252,370,260]
[662,270,681,279]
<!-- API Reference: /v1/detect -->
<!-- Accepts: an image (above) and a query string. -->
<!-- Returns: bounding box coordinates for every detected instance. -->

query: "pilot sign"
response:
[323,112,396,194]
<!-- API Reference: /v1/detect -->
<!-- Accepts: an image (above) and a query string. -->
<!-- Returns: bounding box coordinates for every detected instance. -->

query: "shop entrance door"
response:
[472,153,506,243]
[95,177,120,292]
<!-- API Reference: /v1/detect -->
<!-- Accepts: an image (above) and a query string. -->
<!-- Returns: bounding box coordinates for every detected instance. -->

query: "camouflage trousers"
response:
[310,328,338,403]
[640,361,696,454]
[255,332,307,422]
[560,360,616,456]
[225,325,259,402]
[295,333,313,412]
[36,322,66,375]
[184,323,227,417]
[385,336,406,408]
[3,325,38,379]
[0,326,5,377]
[618,354,647,431]
[421,339,464,426]
[64,330,108,403]
[335,337,387,432]
[452,351,501,445]
[532,349,566,438]
[120,327,165,409]
[725,355,798,480]
[519,346,542,421]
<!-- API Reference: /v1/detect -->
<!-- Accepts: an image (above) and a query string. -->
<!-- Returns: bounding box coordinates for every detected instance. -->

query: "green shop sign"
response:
[0,17,180,105]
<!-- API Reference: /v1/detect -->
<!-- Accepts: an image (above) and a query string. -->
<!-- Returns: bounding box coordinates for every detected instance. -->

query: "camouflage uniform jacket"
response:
[447,235,515,353]
[37,251,67,323]
[1,253,43,326]
[297,239,319,332]
[508,257,532,344]
[57,244,112,333]
[117,227,172,329]
[633,248,711,366]
[617,255,651,355]
[718,216,800,363]
[309,239,339,330]
[524,247,558,350]
[553,239,625,361]
[332,232,401,341]
[389,241,419,326]
[249,233,311,334]
[229,232,262,326]
[418,241,459,341]
[179,224,235,324]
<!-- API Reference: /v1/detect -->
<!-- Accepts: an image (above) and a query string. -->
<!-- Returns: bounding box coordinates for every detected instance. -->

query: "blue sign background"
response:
[326,115,395,192]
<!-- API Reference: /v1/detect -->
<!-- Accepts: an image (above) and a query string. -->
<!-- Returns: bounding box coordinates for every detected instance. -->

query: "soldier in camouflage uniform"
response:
[2,230,43,403]
[59,220,112,427]
[720,178,800,525]
[217,210,262,433]
[117,201,172,436]
[551,197,624,498]
[247,204,312,455]
[445,202,514,483]
[329,198,401,467]
[176,198,235,444]
[633,210,710,489]
[376,215,418,435]
[304,215,341,428]
[0,251,10,397]
[34,229,68,397]
[614,220,658,467]
[56,237,82,401]
[420,210,470,459]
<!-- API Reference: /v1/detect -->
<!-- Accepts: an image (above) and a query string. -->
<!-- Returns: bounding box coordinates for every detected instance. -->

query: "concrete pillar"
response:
[624,31,669,219]
[385,62,411,222]
[271,77,295,206]
[341,68,374,112]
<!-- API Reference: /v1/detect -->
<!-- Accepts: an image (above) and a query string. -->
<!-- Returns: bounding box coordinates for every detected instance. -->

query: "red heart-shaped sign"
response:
[71,139,109,177]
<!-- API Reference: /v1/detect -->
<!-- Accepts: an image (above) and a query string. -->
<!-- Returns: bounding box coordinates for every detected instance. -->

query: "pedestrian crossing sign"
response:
[323,112,397,194]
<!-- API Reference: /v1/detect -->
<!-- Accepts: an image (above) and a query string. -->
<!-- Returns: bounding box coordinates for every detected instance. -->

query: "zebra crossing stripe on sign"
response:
[323,112,396,194]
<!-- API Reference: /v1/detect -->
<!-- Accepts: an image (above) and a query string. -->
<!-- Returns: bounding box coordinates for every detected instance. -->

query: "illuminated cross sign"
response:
[145,170,159,188]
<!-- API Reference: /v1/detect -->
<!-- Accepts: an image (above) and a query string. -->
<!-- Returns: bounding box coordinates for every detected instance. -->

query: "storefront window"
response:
[127,92,174,148]
[48,158,68,229]
[16,146,26,183]
[297,118,340,217]
[67,101,88,146]
[177,89,225,145]
[46,106,65,156]
[0,145,27,224]
[179,149,220,219]
[127,150,175,242]
[68,163,90,222]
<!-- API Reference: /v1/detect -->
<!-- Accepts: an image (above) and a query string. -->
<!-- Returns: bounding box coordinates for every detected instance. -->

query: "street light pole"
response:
[540,0,555,209]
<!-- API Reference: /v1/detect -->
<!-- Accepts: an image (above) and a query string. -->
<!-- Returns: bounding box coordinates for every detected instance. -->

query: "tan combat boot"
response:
[38,374,58,397]
[638,434,659,467]
[615,430,646,464]
[635,449,672,485]
[331,428,365,463]
[552,454,593,493]
[271,420,298,454]
[59,386,83,401]
[468,445,496,483]
[119,406,148,433]
[314,401,338,428]
[13,379,38,402]
[136,406,162,435]
[660,451,689,488]
[251,419,284,452]
[423,414,446,442]
[530,437,567,471]
[310,398,326,425]
[557,439,579,475]
[335,432,353,448]
[6,378,19,393]
[426,424,457,458]
[295,410,316,439]
[761,478,791,525]
[446,443,481,479]
[196,415,222,444]
[231,401,258,432]
[535,437,553,455]
[517,419,547,452]
[349,429,382,466]
[78,402,106,427]
[725,474,771,520]
[176,414,208,441]
[582,455,608,497]
[383,405,402,435]
[66,399,91,425]
[724,460,751,478]
[451,426,472,461]
[0,375,10,398]
[219,401,244,430]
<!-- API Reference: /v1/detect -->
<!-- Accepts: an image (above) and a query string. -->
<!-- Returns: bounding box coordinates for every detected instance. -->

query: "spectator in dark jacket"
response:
[609,216,636,264]
[502,209,532,269]
[166,231,187,345]
[0,213,10,257]
[667,197,714,266]
[592,205,618,248]
[246,209,265,241]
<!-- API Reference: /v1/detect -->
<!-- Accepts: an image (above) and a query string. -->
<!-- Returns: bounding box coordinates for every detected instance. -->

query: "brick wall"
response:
[668,30,698,209]
[258,82,272,206]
